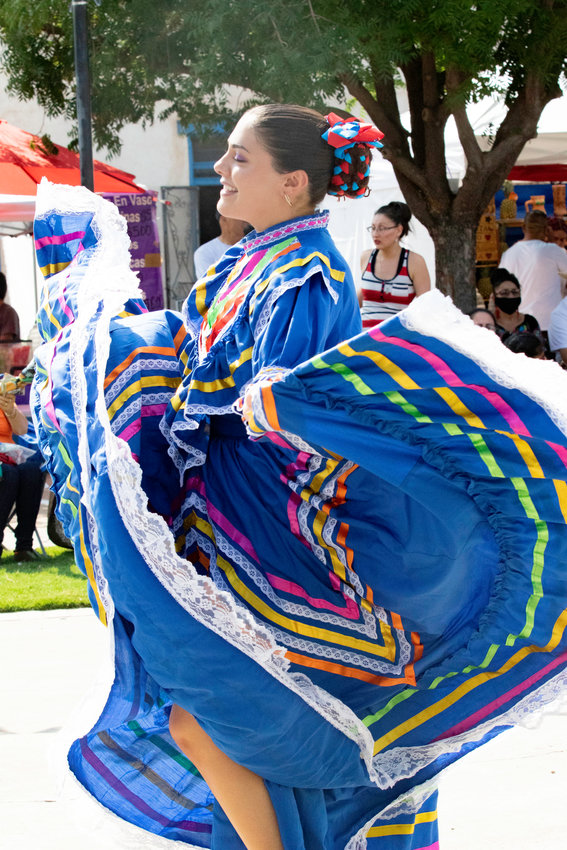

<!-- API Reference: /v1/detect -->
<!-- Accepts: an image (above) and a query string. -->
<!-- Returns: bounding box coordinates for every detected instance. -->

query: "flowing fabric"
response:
[32,180,567,850]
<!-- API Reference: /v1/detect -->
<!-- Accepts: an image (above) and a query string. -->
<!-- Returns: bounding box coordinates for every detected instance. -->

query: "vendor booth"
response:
[0,119,164,332]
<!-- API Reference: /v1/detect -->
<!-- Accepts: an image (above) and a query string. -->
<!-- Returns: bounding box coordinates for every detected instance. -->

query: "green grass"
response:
[0,547,90,612]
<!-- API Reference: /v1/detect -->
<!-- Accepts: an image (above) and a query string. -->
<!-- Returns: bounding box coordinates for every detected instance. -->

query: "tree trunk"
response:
[429,221,478,312]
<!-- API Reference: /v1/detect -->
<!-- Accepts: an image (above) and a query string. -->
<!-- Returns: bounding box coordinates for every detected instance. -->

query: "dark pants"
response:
[0,461,44,552]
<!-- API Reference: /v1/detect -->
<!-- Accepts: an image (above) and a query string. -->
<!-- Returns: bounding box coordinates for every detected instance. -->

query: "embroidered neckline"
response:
[242,210,329,252]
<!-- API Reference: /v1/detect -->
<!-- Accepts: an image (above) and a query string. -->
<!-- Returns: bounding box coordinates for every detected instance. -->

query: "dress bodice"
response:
[162,211,362,472]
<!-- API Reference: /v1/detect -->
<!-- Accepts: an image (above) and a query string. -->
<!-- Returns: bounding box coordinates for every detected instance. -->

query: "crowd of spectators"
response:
[468,209,567,364]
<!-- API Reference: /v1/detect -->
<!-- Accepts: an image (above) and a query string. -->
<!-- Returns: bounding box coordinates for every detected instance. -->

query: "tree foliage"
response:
[1,0,566,305]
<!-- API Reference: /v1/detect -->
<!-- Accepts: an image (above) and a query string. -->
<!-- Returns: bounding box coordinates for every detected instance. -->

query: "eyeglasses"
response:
[366,225,398,234]
[495,289,521,297]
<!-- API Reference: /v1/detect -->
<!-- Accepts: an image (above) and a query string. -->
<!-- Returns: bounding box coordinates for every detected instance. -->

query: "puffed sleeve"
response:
[251,271,362,375]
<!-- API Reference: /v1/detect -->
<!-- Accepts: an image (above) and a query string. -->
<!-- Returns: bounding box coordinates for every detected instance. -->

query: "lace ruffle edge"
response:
[400,290,567,438]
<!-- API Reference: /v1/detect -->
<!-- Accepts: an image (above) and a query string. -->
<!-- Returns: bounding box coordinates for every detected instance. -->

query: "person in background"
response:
[499,210,567,332]
[0,392,43,561]
[548,294,567,366]
[504,330,546,359]
[0,271,21,342]
[547,217,567,249]
[468,307,498,331]
[193,213,248,279]
[358,201,430,328]
[490,268,545,347]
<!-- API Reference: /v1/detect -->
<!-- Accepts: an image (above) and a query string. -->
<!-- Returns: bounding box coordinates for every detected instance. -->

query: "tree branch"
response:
[305,0,321,33]
[400,58,425,168]
[445,66,483,173]
[419,52,450,198]
[338,71,408,155]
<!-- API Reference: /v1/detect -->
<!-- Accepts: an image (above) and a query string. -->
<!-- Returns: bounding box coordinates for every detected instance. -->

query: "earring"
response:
[284,193,294,207]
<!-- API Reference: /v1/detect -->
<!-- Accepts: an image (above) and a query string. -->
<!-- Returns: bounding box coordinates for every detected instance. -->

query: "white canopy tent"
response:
[0,195,35,226]
[2,93,566,315]
[0,197,40,334]
[463,94,567,173]
[327,92,567,286]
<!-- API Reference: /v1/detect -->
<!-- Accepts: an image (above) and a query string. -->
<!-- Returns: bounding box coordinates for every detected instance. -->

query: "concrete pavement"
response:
[1,607,567,849]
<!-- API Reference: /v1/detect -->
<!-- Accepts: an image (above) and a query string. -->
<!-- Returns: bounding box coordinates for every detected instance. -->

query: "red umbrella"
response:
[0,119,145,194]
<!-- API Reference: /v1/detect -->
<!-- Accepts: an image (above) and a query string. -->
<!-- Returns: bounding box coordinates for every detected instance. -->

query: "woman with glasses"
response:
[490,267,545,347]
[359,200,430,328]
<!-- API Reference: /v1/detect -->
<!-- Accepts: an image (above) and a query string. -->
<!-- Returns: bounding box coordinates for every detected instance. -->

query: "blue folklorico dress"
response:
[32,181,567,850]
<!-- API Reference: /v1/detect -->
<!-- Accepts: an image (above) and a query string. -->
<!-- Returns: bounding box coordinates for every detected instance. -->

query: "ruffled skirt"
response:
[32,187,567,850]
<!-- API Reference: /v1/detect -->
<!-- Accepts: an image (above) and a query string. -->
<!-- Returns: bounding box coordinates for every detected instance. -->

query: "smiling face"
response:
[214,112,312,232]
[369,213,403,249]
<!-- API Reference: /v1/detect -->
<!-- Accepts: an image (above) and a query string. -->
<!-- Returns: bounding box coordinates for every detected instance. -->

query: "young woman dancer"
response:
[32,105,567,850]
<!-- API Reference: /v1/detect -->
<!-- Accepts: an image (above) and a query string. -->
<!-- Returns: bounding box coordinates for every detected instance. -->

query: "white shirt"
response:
[548,298,567,353]
[499,240,567,330]
[193,236,229,280]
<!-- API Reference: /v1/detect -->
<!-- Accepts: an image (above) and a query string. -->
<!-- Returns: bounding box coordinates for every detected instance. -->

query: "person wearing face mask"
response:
[498,210,567,332]
[490,267,545,348]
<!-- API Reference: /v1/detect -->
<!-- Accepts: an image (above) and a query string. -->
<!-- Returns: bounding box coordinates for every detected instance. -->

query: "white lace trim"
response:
[253,267,339,339]
[35,178,143,306]
[371,661,567,791]
[110,393,174,435]
[400,290,567,438]
[241,210,329,253]
[104,358,180,405]
[208,514,383,639]
[103,416,378,779]
[347,665,567,848]
[37,185,567,850]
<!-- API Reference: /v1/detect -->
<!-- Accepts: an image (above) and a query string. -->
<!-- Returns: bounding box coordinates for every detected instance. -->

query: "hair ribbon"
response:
[322,113,384,158]
[323,113,384,197]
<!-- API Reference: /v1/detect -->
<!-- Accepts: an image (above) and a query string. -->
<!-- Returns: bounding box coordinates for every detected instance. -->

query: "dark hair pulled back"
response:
[504,331,545,359]
[490,267,521,291]
[248,104,373,204]
[375,201,412,237]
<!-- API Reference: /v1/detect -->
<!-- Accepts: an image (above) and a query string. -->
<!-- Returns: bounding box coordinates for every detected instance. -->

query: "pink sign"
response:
[103,192,164,311]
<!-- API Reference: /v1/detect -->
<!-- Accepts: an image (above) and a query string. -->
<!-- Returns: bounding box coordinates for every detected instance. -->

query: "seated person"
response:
[0,272,20,343]
[0,393,44,561]
[467,307,497,332]
[549,295,567,367]
[503,330,546,360]
[490,268,545,346]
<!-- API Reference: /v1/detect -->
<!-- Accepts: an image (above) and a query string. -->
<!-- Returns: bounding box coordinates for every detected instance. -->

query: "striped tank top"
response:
[360,247,415,328]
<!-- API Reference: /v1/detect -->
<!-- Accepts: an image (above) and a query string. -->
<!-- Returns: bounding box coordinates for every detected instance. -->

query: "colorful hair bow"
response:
[322,113,384,157]
[322,113,384,197]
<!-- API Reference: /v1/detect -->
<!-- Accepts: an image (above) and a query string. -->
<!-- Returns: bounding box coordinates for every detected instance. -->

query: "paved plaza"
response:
[1,604,566,848]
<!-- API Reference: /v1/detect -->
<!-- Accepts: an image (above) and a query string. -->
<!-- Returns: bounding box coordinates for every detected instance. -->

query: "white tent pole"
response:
[32,242,38,315]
